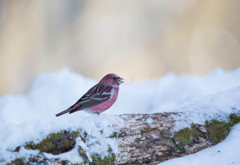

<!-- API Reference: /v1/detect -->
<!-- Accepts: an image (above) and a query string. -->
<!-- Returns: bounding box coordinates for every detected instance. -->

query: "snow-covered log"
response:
[9,112,240,165]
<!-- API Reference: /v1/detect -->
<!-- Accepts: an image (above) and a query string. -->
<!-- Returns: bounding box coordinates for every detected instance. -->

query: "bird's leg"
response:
[96,112,100,115]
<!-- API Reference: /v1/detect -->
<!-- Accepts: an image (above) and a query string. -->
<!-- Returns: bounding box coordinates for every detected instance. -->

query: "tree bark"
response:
[116,113,215,165]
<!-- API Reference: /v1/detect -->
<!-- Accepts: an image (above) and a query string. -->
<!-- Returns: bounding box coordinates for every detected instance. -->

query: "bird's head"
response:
[100,73,124,87]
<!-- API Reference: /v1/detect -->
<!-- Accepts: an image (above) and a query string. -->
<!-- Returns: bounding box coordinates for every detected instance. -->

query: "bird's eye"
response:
[113,77,116,80]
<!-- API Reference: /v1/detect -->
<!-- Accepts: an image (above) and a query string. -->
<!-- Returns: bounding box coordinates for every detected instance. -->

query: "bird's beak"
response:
[118,77,124,84]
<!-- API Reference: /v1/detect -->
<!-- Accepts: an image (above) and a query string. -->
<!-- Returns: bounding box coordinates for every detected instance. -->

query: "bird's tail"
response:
[55,109,71,117]
[55,103,80,117]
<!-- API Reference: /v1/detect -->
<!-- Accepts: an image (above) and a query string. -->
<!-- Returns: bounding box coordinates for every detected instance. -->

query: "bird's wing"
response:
[69,83,113,114]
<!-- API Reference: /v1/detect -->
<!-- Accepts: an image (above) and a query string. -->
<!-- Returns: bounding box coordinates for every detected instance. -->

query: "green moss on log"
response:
[7,158,25,165]
[229,113,240,125]
[173,113,240,150]
[173,128,194,150]
[23,129,116,164]
[109,131,118,138]
[24,130,79,155]
[205,114,240,144]
[77,145,116,165]
[79,130,88,143]
[89,145,116,165]
[205,120,231,144]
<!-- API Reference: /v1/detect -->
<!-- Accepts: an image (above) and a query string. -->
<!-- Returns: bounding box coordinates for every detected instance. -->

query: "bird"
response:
[56,73,124,117]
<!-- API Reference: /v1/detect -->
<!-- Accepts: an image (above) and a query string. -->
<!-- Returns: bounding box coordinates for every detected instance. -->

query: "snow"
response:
[145,117,154,124]
[0,67,240,164]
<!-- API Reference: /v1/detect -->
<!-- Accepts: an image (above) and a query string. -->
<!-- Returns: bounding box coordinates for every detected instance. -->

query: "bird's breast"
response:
[90,87,119,111]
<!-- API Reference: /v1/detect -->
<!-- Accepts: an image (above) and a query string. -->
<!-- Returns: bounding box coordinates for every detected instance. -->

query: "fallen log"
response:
[8,112,240,165]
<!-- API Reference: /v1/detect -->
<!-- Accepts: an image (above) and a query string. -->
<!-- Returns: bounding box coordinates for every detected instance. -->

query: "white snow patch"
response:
[146,117,154,124]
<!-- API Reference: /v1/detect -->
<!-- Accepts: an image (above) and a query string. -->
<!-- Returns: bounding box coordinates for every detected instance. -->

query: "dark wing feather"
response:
[69,83,112,114]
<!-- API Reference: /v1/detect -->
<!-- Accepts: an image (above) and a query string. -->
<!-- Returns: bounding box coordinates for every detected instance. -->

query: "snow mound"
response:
[0,67,240,164]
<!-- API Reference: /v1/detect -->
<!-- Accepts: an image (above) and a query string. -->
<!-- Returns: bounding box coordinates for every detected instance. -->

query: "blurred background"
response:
[0,0,240,96]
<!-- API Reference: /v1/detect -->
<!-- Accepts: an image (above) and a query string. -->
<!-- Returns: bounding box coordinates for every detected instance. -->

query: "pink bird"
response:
[56,73,124,117]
